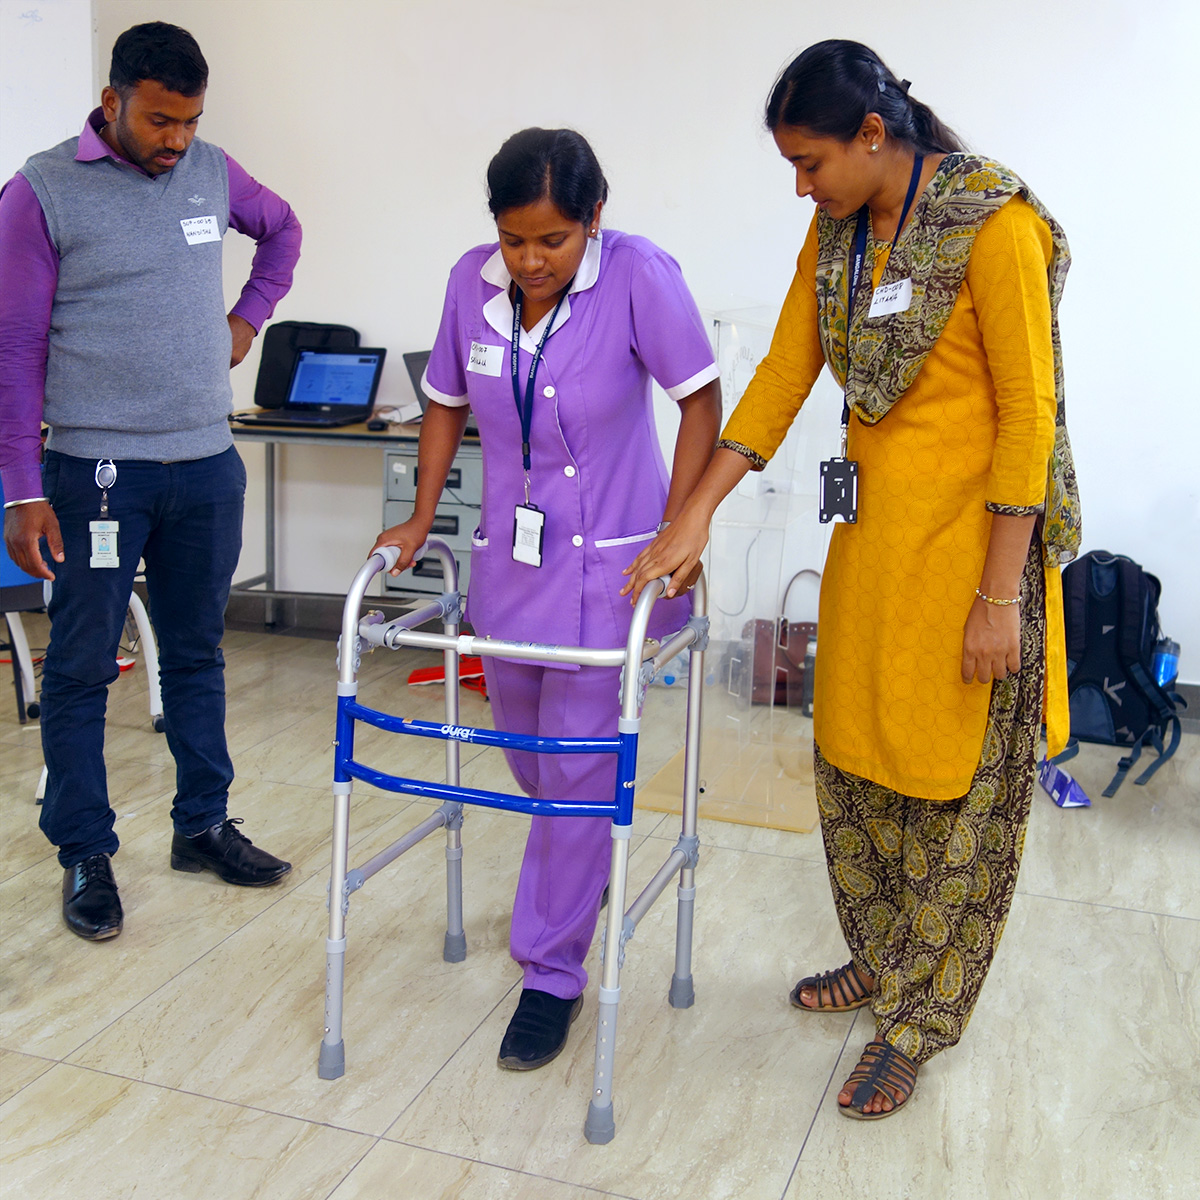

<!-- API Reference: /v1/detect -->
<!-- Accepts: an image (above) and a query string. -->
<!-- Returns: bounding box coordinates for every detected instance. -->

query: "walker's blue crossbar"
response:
[334,700,636,822]
[319,539,707,1146]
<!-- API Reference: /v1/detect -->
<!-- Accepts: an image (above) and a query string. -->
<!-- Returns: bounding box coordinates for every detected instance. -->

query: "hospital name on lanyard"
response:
[509,284,569,567]
[819,153,923,526]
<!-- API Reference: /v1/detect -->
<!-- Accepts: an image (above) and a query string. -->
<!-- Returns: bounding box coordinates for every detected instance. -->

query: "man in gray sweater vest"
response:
[0,23,302,940]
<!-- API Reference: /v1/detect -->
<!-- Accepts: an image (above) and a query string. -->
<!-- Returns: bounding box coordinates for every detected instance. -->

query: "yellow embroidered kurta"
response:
[723,196,1064,800]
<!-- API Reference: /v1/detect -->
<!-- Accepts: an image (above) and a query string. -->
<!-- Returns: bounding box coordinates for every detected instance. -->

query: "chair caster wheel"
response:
[26,703,40,719]
[152,715,165,733]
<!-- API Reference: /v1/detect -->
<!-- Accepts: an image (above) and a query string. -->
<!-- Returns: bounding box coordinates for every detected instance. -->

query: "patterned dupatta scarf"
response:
[814,154,1081,568]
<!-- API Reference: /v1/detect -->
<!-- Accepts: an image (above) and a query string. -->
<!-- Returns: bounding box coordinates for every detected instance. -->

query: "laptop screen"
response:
[287,349,386,413]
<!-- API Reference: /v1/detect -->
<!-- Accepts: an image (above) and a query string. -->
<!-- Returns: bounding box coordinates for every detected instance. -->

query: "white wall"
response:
[0,0,95,174]
[67,0,1199,680]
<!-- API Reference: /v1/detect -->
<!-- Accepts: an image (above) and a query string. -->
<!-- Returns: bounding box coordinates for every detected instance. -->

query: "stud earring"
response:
[870,143,880,152]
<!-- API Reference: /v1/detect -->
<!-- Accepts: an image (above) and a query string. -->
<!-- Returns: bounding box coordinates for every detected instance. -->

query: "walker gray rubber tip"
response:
[317,1040,345,1080]
[584,1101,616,1144]
[443,932,467,963]
[668,975,695,1009]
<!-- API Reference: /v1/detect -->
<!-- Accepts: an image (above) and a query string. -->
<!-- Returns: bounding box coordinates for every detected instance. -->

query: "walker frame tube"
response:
[318,539,706,1143]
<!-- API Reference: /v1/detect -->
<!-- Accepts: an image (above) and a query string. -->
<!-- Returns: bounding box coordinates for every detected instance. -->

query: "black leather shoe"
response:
[497,988,584,1071]
[170,818,292,886]
[62,853,123,941]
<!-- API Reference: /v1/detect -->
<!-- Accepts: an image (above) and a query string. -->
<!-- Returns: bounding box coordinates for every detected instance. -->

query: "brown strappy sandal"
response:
[839,1039,918,1120]
[788,961,874,1012]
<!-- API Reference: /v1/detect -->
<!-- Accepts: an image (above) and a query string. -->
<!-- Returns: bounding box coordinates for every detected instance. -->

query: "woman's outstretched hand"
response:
[370,516,434,578]
[621,510,709,604]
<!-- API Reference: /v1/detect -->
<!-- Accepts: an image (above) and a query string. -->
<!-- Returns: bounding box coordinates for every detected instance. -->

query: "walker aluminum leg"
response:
[669,642,704,1008]
[319,784,352,1079]
[585,825,632,1144]
[443,816,466,962]
[441,609,467,963]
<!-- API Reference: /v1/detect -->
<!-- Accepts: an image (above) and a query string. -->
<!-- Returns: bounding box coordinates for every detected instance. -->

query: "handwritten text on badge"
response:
[467,342,504,376]
[868,277,913,318]
[180,215,221,245]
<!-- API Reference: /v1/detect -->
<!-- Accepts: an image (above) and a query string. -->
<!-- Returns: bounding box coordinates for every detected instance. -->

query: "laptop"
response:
[232,347,387,428]
[403,350,478,436]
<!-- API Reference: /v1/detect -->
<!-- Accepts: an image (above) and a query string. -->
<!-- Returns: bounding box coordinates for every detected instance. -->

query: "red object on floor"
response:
[116,656,137,672]
[407,655,487,698]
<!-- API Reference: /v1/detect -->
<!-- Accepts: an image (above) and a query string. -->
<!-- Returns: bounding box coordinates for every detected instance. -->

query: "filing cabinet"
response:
[381,444,483,596]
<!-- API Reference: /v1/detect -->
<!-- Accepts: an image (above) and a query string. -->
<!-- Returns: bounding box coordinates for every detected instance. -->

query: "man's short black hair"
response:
[109,22,208,98]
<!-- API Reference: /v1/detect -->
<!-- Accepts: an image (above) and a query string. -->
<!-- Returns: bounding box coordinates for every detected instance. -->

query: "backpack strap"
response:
[1049,737,1079,765]
[1134,714,1182,786]
[1064,558,1090,663]
[1115,557,1147,666]
[1103,734,1146,797]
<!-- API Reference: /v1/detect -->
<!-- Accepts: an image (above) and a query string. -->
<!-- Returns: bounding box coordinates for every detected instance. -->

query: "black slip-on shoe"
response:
[497,988,584,1071]
[170,818,292,886]
[62,853,123,941]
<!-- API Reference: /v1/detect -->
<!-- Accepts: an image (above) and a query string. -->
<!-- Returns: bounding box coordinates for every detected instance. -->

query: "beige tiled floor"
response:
[1,613,1197,1199]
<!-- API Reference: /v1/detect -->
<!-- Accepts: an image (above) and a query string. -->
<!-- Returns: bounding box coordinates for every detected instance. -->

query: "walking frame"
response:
[319,539,707,1144]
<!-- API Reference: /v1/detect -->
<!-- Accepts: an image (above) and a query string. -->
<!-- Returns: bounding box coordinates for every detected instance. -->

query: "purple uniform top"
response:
[0,108,302,502]
[424,230,718,653]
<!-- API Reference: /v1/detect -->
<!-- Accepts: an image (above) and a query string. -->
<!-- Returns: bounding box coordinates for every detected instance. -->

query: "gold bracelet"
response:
[975,587,1020,607]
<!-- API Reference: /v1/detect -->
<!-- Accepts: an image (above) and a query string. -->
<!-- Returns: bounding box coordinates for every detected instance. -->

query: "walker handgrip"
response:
[372,545,401,572]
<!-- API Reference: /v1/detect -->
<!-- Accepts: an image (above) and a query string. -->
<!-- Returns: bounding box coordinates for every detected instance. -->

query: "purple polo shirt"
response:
[425,230,718,652]
[0,108,302,502]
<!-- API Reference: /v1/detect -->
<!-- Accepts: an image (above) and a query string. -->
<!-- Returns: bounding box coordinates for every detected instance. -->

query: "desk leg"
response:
[264,441,277,627]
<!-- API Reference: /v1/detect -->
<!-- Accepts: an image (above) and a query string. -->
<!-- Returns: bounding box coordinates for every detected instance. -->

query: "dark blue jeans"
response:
[39,447,246,867]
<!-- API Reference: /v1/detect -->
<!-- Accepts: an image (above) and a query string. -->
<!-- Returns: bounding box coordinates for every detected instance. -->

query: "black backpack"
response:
[1059,550,1184,796]
[253,320,360,409]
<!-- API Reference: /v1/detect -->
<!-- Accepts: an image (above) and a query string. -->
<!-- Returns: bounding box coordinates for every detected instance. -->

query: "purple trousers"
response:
[483,658,621,1000]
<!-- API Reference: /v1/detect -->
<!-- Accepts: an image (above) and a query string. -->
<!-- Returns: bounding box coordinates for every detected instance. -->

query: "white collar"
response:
[480,231,603,351]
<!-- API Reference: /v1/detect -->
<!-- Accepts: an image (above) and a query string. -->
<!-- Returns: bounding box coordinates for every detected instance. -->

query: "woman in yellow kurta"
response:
[624,40,1080,1119]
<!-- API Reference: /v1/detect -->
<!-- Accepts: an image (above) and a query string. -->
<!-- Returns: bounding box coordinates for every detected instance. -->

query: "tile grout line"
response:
[1011,887,1199,923]
[381,1139,646,1200]
[780,1008,862,1200]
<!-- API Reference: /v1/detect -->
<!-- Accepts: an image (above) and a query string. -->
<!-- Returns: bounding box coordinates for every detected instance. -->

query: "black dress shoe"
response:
[170,818,292,886]
[497,988,584,1071]
[62,853,123,941]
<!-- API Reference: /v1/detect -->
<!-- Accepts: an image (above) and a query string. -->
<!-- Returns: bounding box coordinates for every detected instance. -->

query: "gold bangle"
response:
[975,587,1020,607]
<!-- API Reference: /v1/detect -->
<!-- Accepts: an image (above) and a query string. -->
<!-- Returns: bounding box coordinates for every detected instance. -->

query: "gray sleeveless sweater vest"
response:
[19,133,235,462]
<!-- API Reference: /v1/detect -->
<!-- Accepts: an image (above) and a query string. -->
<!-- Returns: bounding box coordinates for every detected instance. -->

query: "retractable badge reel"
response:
[90,459,120,567]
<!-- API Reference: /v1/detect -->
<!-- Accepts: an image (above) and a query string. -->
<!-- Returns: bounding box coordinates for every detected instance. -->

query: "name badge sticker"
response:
[180,215,221,245]
[868,277,913,318]
[467,342,504,377]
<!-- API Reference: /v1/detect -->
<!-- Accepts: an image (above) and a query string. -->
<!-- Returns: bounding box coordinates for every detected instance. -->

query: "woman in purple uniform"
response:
[372,128,720,1070]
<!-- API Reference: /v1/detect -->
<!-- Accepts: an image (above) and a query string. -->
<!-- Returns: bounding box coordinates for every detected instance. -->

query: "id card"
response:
[819,459,858,524]
[90,520,120,567]
[512,503,545,566]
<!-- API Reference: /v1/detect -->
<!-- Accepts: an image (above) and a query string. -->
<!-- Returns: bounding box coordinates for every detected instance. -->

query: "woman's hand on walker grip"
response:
[371,517,433,577]
[621,511,708,604]
[961,597,1021,684]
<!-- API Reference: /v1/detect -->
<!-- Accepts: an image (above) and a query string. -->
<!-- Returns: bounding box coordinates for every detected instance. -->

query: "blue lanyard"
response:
[840,154,924,441]
[510,286,570,479]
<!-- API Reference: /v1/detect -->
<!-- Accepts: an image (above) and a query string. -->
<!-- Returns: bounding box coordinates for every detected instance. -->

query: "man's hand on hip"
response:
[4,500,63,581]
[228,313,257,367]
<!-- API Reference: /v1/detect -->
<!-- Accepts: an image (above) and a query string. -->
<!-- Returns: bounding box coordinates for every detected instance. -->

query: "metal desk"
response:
[229,413,424,621]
